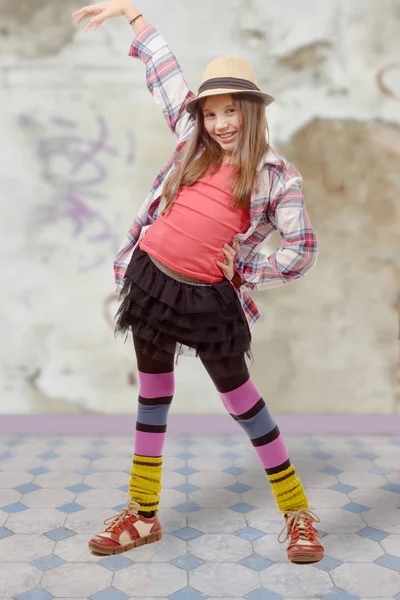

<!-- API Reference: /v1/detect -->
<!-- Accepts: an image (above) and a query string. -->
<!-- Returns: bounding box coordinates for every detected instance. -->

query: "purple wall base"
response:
[0,414,400,435]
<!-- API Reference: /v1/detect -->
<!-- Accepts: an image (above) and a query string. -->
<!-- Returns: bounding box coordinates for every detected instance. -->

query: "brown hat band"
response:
[198,77,261,94]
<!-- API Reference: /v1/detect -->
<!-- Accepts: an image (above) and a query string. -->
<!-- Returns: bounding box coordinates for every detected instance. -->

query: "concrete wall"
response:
[0,0,399,415]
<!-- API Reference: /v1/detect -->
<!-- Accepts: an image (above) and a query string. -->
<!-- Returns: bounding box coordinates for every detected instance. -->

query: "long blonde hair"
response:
[161,93,269,214]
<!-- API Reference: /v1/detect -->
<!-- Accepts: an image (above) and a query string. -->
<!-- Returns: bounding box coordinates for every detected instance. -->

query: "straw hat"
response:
[185,56,275,114]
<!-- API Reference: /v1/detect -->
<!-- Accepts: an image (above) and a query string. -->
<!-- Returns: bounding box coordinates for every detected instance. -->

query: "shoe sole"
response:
[288,552,324,564]
[88,530,163,555]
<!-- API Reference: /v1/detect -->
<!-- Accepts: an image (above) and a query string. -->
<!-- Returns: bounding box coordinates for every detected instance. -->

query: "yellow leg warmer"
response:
[128,454,163,512]
[267,464,309,513]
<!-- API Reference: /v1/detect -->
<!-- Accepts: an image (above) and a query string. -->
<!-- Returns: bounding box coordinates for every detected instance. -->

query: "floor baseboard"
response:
[0,414,400,435]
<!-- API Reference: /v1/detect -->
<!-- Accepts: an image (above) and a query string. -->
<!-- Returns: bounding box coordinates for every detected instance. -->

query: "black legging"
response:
[133,335,249,392]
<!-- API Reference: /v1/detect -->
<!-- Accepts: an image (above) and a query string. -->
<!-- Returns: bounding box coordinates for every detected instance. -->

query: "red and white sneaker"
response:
[88,501,162,555]
[278,508,324,564]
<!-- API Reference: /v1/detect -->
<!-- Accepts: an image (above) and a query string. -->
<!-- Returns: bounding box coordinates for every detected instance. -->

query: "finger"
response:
[84,15,103,32]
[223,244,236,258]
[72,6,89,16]
[83,19,94,32]
[222,248,234,262]
[75,13,94,25]
[72,6,95,17]
[89,7,112,30]
[72,4,104,16]
[216,260,228,273]
[222,248,236,261]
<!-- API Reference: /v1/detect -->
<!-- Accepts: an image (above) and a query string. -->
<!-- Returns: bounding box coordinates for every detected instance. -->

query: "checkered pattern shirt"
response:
[114,25,318,329]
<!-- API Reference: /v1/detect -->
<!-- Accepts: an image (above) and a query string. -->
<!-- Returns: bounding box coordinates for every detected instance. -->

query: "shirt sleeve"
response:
[128,25,196,143]
[235,168,318,292]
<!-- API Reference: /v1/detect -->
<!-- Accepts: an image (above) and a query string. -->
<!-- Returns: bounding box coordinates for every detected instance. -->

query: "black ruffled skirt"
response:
[115,248,252,374]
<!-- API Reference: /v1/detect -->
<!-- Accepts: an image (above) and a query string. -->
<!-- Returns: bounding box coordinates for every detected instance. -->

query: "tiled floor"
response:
[0,434,400,600]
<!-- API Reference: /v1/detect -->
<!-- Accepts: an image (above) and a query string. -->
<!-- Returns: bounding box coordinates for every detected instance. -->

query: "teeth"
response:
[220,133,235,139]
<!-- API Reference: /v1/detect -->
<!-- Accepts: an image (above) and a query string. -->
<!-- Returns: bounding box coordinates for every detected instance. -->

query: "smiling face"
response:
[202,94,242,157]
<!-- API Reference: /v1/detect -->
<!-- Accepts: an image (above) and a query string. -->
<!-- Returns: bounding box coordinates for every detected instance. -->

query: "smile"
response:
[218,132,236,140]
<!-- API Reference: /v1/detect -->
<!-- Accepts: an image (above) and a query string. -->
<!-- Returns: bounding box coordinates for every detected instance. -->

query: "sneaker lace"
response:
[103,501,140,533]
[277,508,320,544]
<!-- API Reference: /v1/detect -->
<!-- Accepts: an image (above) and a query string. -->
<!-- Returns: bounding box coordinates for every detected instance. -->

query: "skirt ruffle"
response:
[115,248,252,370]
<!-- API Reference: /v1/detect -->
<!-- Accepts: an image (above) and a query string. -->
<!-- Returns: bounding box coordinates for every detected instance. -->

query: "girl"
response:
[73,0,324,565]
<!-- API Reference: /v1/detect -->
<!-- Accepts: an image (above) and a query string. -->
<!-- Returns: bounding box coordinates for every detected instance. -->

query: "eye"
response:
[227,108,236,114]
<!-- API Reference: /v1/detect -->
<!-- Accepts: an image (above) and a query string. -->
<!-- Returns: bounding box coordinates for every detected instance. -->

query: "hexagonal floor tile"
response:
[322,466,344,476]
[189,563,259,597]
[0,563,42,598]
[98,555,133,571]
[14,483,41,494]
[313,556,343,572]
[374,554,400,571]
[331,563,400,598]
[174,482,199,494]
[329,483,356,494]
[56,502,85,514]
[53,533,104,563]
[170,554,203,572]
[348,487,400,508]
[169,587,207,600]
[120,534,186,563]
[32,554,66,571]
[171,527,203,541]
[172,502,201,513]
[15,589,54,600]
[356,527,389,542]
[113,563,187,597]
[23,489,75,509]
[188,533,252,562]
[226,483,252,494]
[380,534,400,555]
[253,534,288,563]
[224,466,246,476]
[363,508,400,534]
[0,527,13,539]
[41,563,112,597]
[259,563,333,597]
[187,507,247,534]
[239,554,273,571]
[341,503,370,514]
[229,502,257,514]
[234,527,265,541]
[89,587,129,600]
[0,534,55,562]
[1,503,29,513]
[44,527,76,541]
[322,589,360,600]
[322,533,385,562]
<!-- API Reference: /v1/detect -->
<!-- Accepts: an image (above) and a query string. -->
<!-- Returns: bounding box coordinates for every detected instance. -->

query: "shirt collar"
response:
[257,146,282,171]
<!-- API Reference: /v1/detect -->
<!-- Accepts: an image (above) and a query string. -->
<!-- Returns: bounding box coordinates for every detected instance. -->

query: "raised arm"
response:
[73,1,195,143]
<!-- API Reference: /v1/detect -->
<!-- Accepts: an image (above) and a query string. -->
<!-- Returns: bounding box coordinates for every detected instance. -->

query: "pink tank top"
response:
[140,164,250,283]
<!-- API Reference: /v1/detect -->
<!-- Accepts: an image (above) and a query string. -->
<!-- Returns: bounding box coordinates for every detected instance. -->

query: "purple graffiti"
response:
[21,112,134,269]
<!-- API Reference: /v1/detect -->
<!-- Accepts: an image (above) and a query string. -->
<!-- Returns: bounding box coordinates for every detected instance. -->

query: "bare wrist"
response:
[124,3,139,20]
[124,7,147,32]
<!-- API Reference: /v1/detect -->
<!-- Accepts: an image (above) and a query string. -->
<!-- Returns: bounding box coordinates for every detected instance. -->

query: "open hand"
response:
[216,240,239,281]
[72,0,130,32]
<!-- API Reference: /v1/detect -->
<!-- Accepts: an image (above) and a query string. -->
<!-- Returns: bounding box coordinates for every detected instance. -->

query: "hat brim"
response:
[185,88,275,114]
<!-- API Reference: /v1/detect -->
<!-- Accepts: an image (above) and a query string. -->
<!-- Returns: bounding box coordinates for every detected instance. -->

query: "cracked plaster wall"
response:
[0,0,399,414]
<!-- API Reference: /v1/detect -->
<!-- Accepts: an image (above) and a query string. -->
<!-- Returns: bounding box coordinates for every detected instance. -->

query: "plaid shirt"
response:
[114,25,318,330]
